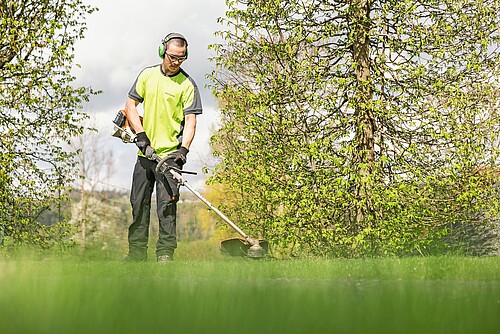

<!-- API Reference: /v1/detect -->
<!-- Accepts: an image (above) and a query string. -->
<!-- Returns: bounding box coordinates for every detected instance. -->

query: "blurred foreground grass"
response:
[0,244,499,334]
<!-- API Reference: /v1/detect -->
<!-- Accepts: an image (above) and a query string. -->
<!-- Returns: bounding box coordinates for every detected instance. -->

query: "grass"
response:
[0,243,499,334]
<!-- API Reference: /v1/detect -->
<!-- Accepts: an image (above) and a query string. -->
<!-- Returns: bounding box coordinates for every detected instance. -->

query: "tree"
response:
[0,0,97,247]
[209,0,500,257]
[70,119,115,248]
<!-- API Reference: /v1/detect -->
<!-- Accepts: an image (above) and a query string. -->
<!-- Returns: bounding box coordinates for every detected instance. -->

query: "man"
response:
[123,32,202,262]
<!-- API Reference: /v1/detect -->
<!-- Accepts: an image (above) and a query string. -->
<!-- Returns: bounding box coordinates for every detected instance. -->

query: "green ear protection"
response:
[158,32,189,59]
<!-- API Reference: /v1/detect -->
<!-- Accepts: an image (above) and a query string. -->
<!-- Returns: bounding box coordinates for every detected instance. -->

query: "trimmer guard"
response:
[220,238,269,257]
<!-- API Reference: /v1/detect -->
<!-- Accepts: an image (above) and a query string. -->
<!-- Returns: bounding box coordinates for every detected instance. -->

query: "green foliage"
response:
[0,1,97,247]
[209,0,500,257]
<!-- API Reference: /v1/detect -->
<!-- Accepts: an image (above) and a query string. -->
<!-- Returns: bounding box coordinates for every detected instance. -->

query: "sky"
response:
[72,0,229,191]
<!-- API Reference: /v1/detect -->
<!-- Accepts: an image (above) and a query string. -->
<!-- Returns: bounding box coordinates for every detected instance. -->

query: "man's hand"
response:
[135,132,150,155]
[173,146,189,166]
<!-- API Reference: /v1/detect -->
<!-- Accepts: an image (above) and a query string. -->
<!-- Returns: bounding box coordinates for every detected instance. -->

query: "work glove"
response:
[135,131,150,155]
[173,146,189,167]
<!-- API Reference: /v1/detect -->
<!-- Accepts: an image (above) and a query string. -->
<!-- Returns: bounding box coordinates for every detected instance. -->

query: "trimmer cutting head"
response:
[220,238,269,259]
[248,240,267,259]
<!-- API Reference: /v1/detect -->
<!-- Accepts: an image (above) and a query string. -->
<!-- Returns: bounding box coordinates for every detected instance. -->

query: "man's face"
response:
[162,43,187,75]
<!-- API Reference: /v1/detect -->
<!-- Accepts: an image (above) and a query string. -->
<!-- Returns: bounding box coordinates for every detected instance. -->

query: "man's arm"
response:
[125,97,151,155]
[181,114,197,150]
[125,97,144,133]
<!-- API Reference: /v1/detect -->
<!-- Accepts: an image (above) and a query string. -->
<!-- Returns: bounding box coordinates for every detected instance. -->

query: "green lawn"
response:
[0,249,499,334]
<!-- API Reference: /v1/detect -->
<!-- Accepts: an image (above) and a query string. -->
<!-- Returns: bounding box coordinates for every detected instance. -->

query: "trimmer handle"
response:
[149,147,197,175]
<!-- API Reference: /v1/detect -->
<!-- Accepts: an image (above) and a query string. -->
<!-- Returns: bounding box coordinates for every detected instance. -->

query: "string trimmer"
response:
[149,147,267,259]
[111,110,268,258]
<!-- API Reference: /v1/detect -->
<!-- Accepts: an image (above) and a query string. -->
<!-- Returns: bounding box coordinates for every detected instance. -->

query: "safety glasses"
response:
[165,52,187,62]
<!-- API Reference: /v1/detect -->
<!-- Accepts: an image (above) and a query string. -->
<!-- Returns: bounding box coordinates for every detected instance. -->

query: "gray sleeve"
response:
[184,76,203,115]
[127,75,144,103]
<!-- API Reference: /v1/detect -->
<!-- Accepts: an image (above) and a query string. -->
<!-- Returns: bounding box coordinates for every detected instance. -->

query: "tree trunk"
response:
[350,0,375,226]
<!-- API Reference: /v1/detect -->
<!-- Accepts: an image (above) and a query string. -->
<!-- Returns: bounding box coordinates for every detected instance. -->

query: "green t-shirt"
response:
[128,65,202,158]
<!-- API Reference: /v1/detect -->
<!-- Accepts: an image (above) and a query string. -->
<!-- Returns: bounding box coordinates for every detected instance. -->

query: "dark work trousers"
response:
[128,156,181,260]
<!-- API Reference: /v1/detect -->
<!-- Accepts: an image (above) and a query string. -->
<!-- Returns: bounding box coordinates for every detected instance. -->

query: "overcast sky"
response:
[73,0,228,191]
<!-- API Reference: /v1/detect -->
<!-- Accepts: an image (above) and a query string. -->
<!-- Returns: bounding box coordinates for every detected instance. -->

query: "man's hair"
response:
[167,37,187,49]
